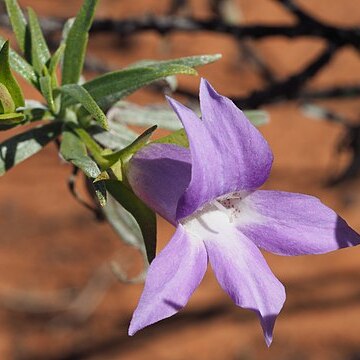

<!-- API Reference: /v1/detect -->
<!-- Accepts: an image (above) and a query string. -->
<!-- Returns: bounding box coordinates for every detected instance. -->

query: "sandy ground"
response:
[0,0,360,359]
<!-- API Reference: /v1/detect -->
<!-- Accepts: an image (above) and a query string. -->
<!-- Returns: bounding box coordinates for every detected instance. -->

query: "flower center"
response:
[180,191,250,232]
[213,192,246,223]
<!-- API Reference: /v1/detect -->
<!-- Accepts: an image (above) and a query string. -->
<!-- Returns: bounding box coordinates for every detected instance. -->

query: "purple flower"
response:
[126,79,360,345]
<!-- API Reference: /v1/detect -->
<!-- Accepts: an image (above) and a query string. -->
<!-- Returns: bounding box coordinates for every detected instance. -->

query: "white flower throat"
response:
[213,192,245,223]
[181,191,262,238]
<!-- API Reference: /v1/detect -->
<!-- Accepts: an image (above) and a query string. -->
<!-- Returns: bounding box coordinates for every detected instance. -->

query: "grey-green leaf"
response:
[126,54,222,70]
[105,180,157,263]
[61,0,98,85]
[60,126,101,178]
[60,84,108,130]
[152,110,268,147]
[103,194,145,251]
[27,7,51,74]
[88,124,137,150]
[0,121,61,176]
[81,64,197,112]
[109,101,181,131]
[243,110,269,127]
[4,0,28,53]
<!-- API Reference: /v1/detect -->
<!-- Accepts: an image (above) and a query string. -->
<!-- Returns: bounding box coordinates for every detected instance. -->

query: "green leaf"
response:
[99,125,157,182]
[4,0,28,53]
[103,125,157,169]
[105,179,157,263]
[60,84,109,130]
[154,128,189,148]
[62,0,98,85]
[27,7,51,74]
[0,112,24,121]
[49,43,65,76]
[39,75,55,112]
[0,121,61,176]
[0,37,37,87]
[81,64,197,111]
[92,125,156,183]
[60,126,101,178]
[0,112,25,127]
[0,83,15,113]
[48,43,65,87]
[0,41,25,108]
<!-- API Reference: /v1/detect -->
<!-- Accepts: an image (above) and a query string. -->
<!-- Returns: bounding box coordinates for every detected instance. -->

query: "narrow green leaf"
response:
[0,111,25,127]
[81,64,197,112]
[0,41,25,108]
[27,7,51,74]
[0,112,24,121]
[49,43,65,76]
[103,125,157,169]
[71,124,104,156]
[106,180,157,263]
[48,43,65,87]
[39,75,55,112]
[60,126,101,178]
[4,0,28,53]
[0,83,15,113]
[60,84,108,130]
[0,37,37,87]
[0,121,61,176]
[154,128,189,148]
[62,0,98,85]
[61,18,75,44]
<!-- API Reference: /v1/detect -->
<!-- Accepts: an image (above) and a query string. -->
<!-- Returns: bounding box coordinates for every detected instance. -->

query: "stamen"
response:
[212,200,234,223]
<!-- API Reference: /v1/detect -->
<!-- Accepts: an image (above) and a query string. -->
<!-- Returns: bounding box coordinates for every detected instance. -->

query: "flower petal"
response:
[182,207,285,346]
[240,190,360,255]
[127,143,191,225]
[128,224,207,335]
[167,78,273,220]
[204,227,285,346]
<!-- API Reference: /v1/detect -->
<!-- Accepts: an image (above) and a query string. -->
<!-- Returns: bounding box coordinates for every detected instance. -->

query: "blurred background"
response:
[0,0,360,359]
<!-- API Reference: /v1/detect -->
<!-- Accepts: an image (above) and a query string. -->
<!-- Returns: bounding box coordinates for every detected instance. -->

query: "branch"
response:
[276,0,320,25]
[233,43,337,108]
[301,85,360,100]
[89,16,360,48]
[1,14,354,49]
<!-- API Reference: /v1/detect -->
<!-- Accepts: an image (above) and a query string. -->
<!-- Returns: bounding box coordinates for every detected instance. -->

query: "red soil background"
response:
[0,0,360,359]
